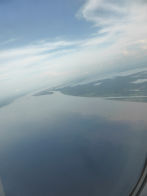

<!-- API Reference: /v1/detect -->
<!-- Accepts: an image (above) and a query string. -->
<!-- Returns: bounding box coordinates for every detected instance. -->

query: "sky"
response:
[0,0,147,97]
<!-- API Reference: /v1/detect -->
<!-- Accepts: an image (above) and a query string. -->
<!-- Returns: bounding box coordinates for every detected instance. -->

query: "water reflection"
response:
[0,93,147,196]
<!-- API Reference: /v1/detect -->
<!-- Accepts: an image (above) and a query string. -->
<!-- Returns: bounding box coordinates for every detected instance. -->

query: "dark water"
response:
[0,92,147,196]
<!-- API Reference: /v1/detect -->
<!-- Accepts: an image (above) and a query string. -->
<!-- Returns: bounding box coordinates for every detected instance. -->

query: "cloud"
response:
[77,0,147,56]
[77,0,127,26]
[0,0,147,96]
[0,39,84,96]
[0,40,77,60]
[0,38,18,46]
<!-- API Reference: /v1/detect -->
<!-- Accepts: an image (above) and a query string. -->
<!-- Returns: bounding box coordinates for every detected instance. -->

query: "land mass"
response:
[54,70,147,103]
[33,91,54,96]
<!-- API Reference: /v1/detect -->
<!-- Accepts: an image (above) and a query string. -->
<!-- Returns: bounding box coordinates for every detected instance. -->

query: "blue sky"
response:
[0,0,147,96]
[0,0,93,47]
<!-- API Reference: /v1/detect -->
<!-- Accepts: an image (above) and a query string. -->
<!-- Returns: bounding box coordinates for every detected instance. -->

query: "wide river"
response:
[0,92,147,196]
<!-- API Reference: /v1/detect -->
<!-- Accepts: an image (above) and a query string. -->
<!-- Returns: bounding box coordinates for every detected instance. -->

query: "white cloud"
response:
[77,0,127,26]
[0,38,18,46]
[0,40,77,60]
[78,0,147,52]
[0,0,147,96]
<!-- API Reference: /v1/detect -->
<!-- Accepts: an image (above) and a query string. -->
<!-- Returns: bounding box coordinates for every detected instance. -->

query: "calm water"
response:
[0,92,147,196]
